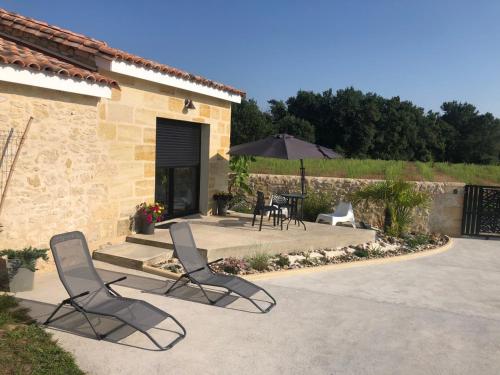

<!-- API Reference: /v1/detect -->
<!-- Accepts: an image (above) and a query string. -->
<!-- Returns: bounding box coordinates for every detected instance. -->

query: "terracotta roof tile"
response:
[0,36,118,87]
[0,8,245,97]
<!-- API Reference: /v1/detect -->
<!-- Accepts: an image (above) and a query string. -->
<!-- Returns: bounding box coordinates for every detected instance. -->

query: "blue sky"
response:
[2,0,500,115]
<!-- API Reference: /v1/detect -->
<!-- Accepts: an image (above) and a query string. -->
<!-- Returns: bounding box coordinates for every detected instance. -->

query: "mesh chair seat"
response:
[194,273,261,298]
[168,222,276,312]
[46,231,185,350]
[86,297,167,331]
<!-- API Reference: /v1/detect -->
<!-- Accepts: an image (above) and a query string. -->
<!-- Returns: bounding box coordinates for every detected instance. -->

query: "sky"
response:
[1,0,500,115]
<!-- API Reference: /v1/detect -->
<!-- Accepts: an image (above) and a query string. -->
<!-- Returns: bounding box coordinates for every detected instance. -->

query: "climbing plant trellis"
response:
[0,117,33,216]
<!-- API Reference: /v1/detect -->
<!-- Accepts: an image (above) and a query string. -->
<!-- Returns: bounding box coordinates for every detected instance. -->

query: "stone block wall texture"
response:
[0,76,231,256]
[249,174,465,237]
[97,73,232,242]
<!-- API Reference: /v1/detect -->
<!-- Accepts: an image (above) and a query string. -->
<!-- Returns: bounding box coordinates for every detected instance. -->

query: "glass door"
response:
[155,118,201,218]
[155,166,200,218]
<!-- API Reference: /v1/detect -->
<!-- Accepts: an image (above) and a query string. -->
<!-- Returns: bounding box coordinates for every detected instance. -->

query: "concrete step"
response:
[93,242,172,270]
[126,230,174,250]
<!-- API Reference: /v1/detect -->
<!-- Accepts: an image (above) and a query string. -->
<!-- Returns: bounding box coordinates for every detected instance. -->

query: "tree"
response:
[268,100,315,142]
[231,99,273,145]
[268,99,288,123]
[440,101,500,164]
[231,90,500,164]
[274,115,315,142]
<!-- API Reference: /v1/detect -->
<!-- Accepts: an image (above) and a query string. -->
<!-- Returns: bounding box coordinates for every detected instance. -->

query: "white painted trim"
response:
[0,64,112,98]
[96,58,241,103]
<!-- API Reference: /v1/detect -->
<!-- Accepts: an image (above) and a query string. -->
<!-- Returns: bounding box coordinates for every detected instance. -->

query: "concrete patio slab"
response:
[15,237,500,375]
[123,212,376,261]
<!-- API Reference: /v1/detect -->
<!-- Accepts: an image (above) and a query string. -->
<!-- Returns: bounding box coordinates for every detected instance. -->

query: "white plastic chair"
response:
[316,202,356,228]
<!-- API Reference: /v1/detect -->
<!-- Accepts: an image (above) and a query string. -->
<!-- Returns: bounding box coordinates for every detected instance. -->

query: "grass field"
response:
[249,157,500,185]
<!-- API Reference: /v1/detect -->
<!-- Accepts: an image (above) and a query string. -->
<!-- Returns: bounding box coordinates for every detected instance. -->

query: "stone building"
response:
[0,8,244,249]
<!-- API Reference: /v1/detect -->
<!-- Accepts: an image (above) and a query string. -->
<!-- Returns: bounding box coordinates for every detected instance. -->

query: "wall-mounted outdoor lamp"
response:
[184,99,196,110]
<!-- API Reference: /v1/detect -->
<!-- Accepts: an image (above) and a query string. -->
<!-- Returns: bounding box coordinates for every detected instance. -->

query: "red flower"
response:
[156,216,161,222]
[146,214,153,223]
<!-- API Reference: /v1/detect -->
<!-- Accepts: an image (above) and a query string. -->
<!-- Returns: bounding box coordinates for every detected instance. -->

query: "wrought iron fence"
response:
[461,185,500,237]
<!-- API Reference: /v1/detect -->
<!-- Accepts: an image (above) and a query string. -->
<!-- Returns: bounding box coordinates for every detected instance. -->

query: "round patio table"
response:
[281,193,307,231]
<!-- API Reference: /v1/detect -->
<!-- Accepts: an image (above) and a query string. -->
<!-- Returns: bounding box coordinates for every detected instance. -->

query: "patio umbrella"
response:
[228,134,342,194]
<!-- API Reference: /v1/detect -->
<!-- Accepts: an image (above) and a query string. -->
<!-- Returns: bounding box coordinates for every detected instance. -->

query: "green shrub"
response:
[0,247,49,272]
[351,179,430,237]
[404,233,431,249]
[0,247,49,280]
[370,245,385,256]
[229,155,254,195]
[275,254,290,267]
[298,252,319,266]
[302,192,332,222]
[221,257,248,274]
[228,193,253,213]
[247,253,270,271]
[354,248,369,257]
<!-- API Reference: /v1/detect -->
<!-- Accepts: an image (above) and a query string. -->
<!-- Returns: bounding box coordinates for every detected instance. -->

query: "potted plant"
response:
[0,247,49,292]
[137,202,164,235]
[213,191,233,216]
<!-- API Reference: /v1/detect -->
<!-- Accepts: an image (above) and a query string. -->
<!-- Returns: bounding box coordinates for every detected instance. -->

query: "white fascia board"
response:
[0,64,112,98]
[97,58,241,103]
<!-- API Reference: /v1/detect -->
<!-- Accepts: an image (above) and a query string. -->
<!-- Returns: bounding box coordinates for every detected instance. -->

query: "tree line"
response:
[231,87,500,164]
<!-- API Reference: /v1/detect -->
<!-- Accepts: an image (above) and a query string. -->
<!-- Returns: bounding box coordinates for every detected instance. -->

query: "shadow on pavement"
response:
[96,268,243,309]
[18,298,183,351]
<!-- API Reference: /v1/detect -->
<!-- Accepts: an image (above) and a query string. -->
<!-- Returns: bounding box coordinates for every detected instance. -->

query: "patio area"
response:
[14,237,500,374]
[93,212,375,269]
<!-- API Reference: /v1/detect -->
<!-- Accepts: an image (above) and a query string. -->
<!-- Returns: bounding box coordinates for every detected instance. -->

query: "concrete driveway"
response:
[17,238,500,375]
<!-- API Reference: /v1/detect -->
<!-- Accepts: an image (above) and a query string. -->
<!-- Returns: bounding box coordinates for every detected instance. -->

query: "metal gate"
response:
[461,185,500,237]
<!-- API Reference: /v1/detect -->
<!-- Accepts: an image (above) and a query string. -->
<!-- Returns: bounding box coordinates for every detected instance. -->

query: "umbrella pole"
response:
[300,159,305,195]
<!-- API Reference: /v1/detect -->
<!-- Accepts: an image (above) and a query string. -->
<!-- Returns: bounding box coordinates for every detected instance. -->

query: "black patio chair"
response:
[45,231,186,350]
[166,222,276,313]
[252,191,281,231]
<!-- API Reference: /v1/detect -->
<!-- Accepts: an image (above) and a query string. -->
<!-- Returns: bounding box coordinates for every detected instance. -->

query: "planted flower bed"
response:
[153,231,449,276]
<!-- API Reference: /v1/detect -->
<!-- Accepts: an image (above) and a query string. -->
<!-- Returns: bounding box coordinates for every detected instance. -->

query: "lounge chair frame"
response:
[166,223,276,313]
[45,231,186,351]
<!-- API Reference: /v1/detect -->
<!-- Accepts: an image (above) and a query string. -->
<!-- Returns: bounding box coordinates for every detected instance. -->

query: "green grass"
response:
[415,161,434,181]
[0,294,84,375]
[249,157,500,184]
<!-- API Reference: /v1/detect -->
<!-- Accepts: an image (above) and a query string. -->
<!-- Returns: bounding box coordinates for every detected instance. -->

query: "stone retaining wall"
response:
[249,174,464,237]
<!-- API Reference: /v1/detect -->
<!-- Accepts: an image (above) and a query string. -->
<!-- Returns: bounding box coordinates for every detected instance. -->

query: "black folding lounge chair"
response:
[45,231,186,350]
[166,222,276,313]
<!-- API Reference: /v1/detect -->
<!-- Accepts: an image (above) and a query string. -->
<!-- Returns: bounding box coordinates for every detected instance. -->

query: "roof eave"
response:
[0,63,112,98]
[96,57,242,104]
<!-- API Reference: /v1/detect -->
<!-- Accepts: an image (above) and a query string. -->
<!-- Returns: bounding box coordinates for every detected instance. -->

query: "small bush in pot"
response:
[137,202,165,234]
[213,192,233,216]
[0,247,49,292]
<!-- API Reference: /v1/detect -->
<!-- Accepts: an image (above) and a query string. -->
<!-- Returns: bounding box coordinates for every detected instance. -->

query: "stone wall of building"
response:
[0,82,102,267]
[249,173,464,237]
[0,76,232,254]
[97,72,232,242]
